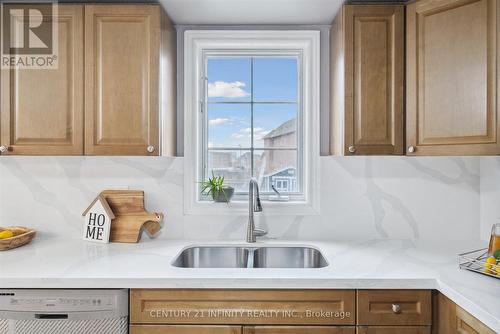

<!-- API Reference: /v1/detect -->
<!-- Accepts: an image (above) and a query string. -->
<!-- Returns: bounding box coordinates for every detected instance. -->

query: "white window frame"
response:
[184,30,320,215]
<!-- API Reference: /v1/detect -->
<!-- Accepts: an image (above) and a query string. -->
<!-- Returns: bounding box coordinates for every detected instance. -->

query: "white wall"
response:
[0,156,481,244]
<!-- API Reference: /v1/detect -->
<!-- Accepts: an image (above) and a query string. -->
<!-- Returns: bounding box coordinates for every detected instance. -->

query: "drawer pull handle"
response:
[392,303,402,314]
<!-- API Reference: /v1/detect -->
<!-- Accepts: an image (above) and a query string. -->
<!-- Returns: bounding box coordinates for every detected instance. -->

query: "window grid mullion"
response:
[250,57,255,178]
[208,148,298,151]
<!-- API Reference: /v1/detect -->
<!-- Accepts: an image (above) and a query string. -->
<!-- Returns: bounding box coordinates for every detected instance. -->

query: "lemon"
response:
[496,266,500,275]
[0,230,14,239]
[486,257,497,265]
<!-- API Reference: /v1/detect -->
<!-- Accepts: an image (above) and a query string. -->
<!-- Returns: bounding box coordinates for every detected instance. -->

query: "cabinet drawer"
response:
[356,326,430,334]
[130,289,355,325]
[357,290,431,326]
[244,326,355,334]
[130,325,242,334]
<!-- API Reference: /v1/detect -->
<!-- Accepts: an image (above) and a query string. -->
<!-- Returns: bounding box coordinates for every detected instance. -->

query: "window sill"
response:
[184,200,320,216]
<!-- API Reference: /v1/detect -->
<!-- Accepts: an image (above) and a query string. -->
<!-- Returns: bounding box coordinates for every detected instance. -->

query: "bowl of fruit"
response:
[0,226,36,251]
[484,250,500,276]
[459,248,500,279]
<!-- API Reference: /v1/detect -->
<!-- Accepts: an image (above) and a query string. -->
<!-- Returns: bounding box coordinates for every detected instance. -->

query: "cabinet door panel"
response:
[433,292,495,334]
[130,289,355,325]
[130,325,241,334]
[0,5,83,155]
[85,5,159,155]
[407,0,499,155]
[455,305,496,334]
[345,5,404,155]
[356,326,430,334]
[244,326,355,334]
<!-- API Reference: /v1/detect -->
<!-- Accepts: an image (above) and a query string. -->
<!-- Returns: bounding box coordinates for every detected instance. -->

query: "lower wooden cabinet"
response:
[130,326,356,334]
[434,293,495,334]
[357,326,430,334]
[244,326,355,334]
[357,290,432,326]
[130,325,242,334]
[129,289,494,334]
[130,289,355,325]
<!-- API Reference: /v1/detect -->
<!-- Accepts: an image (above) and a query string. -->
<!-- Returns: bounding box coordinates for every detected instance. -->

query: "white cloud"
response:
[209,118,230,126]
[231,127,269,140]
[208,81,250,98]
[254,127,270,140]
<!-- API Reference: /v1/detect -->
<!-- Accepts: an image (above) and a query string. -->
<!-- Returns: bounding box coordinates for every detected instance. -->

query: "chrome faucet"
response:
[246,178,267,243]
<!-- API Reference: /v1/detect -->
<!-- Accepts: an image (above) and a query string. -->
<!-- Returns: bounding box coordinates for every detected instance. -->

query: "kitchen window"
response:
[205,55,301,197]
[184,31,320,215]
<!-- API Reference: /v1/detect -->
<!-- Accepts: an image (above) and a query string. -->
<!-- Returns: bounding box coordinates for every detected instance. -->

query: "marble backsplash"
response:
[480,157,500,241]
[0,156,482,243]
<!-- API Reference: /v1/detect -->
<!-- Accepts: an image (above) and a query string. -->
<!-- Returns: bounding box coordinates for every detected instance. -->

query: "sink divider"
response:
[246,248,257,268]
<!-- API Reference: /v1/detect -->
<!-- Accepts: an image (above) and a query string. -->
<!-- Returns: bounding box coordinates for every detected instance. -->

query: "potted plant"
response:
[199,173,234,203]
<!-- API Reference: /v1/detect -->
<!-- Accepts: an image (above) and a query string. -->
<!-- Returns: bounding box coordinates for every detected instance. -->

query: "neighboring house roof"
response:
[81,194,116,219]
[263,118,296,139]
[263,166,296,178]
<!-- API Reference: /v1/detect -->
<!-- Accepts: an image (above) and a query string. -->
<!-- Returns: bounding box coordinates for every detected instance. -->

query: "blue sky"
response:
[207,57,298,148]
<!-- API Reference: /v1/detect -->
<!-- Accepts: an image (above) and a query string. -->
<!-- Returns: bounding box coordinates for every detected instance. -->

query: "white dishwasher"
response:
[0,289,128,334]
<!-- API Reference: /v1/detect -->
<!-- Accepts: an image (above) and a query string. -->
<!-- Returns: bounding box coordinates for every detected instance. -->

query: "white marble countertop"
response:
[0,237,498,331]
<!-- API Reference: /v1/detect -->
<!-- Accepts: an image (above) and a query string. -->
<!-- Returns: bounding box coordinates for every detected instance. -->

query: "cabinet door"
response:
[243,326,355,334]
[406,0,499,155]
[0,5,84,155]
[356,326,430,334]
[344,5,404,155]
[130,325,241,334]
[455,306,496,334]
[84,5,160,156]
[435,293,495,334]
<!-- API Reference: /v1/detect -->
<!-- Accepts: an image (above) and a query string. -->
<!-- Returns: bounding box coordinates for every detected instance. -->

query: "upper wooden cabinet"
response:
[330,5,404,155]
[85,5,161,156]
[406,0,499,155]
[0,5,84,155]
[0,4,175,156]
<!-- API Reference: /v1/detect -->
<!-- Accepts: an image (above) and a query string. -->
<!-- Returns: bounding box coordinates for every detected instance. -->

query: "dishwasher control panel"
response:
[0,290,124,313]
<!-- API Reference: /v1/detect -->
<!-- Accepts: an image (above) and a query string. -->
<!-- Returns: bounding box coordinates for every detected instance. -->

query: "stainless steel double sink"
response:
[172,246,328,269]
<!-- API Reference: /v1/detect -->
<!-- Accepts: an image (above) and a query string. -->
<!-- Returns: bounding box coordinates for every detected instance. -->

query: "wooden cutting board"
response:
[100,190,163,243]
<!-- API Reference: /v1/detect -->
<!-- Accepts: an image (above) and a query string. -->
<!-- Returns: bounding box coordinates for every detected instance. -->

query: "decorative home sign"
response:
[81,195,115,243]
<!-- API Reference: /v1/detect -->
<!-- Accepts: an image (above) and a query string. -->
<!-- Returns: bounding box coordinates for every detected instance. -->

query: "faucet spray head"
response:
[255,197,263,212]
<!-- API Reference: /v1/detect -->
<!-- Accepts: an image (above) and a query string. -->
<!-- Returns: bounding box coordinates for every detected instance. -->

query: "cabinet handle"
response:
[147,145,155,153]
[348,146,356,154]
[408,146,416,153]
[392,303,402,314]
